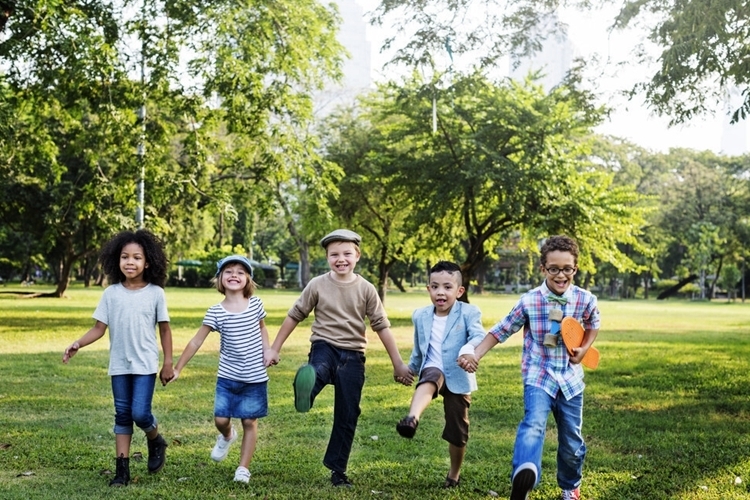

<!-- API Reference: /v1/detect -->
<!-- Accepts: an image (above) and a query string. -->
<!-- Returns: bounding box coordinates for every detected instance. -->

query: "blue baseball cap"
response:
[215,255,253,277]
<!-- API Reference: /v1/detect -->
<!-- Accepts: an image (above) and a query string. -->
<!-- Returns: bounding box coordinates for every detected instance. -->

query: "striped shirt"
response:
[488,282,600,400]
[203,296,269,383]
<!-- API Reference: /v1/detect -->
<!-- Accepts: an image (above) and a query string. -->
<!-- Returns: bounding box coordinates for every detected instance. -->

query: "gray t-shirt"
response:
[92,283,170,375]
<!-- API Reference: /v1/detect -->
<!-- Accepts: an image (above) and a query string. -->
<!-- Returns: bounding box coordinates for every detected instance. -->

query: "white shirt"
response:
[424,314,447,371]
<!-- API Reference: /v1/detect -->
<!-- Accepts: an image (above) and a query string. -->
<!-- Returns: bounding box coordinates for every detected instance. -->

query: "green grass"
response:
[2,285,750,499]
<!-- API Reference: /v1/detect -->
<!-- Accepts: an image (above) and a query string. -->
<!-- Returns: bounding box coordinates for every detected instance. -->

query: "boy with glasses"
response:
[459,235,600,500]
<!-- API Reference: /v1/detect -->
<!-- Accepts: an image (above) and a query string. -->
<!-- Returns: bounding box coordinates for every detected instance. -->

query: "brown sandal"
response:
[443,475,460,488]
[396,415,419,438]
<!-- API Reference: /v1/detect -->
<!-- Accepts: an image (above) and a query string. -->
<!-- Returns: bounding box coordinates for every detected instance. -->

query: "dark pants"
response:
[308,340,366,474]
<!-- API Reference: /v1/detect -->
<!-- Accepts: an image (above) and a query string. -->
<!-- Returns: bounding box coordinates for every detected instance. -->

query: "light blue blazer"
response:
[408,301,486,394]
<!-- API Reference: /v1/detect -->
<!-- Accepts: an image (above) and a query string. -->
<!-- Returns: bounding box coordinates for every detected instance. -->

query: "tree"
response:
[652,149,750,299]
[0,0,346,294]
[371,0,750,125]
[586,136,667,298]
[321,102,426,302]
[614,0,750,124]
[370,0,571,71]
[321,70,648,301]
[0,2,147,296]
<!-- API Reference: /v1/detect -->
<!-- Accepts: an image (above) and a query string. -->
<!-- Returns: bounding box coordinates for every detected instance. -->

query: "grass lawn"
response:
[2,284,750,499]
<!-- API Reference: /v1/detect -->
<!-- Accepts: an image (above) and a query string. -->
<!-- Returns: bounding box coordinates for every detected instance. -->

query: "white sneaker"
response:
[210,427,237,462]
[234,466,251,483]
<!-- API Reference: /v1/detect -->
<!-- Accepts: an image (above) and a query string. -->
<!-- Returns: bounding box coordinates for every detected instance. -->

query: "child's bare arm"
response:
[376,327,413,386]
[266,316,299,366]
[570,327,599,364]
[62,321,107,363]
[170,324,211,382]
[259,319,277,367]
[158,322,174,385]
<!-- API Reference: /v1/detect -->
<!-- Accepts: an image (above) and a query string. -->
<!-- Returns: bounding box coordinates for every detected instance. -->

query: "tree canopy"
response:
[0,0,345,295]
[371,0,750,125]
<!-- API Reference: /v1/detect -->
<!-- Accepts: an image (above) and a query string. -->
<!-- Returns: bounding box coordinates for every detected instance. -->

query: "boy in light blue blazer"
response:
[396,261,485,489]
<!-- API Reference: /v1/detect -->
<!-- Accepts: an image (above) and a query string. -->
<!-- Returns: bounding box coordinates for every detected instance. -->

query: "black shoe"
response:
[147,434,168,473]
[510,462,537,500]
[109,455,130,487]
[331,470,353,488]
[396,415,419,438]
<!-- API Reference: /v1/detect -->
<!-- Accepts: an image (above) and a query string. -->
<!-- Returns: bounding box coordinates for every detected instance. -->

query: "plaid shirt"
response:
[488,281,601,400]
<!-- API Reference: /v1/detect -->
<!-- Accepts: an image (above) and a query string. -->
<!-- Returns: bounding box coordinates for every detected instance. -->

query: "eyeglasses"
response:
[545,266,577,276]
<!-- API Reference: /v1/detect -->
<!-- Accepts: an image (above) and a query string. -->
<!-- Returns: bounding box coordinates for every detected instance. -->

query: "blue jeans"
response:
[511,385,586,490]
[308,341,366,474]
[111,374,157,435]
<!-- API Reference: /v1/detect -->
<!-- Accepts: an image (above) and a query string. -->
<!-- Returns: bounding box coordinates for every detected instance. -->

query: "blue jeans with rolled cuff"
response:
[111,374,157,435]
[511,384,586,491]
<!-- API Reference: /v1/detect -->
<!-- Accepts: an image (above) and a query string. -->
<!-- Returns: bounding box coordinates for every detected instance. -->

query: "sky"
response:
[356,1,747,155]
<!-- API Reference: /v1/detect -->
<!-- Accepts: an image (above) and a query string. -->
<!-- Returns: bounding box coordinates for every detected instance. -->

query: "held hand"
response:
[263,347,280,367]
[164,369,180,385]
[62,342,80,364]
[457,354,478,373]
[159,364,175,386]
[393,363,413,386]
[569,346,586,365]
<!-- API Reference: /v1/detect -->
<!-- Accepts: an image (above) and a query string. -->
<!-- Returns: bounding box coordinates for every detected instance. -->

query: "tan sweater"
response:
[287,273,390,352]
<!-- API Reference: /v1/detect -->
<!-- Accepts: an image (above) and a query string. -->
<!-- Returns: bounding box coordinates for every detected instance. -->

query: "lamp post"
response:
[135,3,147,229]
[136,116,145,228]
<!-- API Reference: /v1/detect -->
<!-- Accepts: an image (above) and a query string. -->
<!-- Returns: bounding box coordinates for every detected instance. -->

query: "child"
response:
[169,255,269,484]
[264,228,414,488]
[395,261,486,489]
[62,229,173,487]
[459,235,600,500]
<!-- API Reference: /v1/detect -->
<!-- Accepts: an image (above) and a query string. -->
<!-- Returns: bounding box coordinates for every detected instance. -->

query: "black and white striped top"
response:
[203,296,269,383]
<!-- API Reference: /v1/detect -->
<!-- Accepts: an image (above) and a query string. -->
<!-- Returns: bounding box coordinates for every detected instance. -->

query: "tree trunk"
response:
[475,266,486,295]
[391,274,406,292]
[51,257,72,297]
[657,274,698,300]
[459,268,471,303]
[298,241,311,288]
[377,267,389,303]
[710,257,723,299]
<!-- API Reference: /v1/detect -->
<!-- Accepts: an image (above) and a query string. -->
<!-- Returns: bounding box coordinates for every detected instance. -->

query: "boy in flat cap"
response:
[266,229,413,488]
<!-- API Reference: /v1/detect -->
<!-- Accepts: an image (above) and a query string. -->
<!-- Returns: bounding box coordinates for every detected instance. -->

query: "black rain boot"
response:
[147,434,168,473]
[109,454,130,487]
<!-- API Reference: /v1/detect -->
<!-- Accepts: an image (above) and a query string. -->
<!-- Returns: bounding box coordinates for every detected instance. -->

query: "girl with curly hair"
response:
[62,229,174,487]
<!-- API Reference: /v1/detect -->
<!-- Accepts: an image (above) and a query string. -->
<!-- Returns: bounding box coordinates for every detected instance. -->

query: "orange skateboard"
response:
[560,317,600,369]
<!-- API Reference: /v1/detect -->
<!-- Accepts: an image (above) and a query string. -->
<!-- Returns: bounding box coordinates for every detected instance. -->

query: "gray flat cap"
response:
[320,229,362,249]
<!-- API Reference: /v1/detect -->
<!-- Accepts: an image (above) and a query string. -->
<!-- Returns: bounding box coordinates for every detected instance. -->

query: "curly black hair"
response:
[539,235,579,266]
[99,229,168,288]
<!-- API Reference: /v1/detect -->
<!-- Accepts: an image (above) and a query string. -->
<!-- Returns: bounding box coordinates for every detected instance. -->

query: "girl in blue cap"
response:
[169,255,270,484]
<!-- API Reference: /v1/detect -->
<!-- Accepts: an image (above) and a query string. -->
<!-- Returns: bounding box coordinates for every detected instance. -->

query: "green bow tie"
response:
[547,294,568,305]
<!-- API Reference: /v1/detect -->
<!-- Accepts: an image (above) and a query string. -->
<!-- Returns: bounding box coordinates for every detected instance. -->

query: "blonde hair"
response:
[215,263,256,298]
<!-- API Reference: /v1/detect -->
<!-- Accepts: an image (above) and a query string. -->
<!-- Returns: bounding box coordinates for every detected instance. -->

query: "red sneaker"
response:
[561,487,581,500]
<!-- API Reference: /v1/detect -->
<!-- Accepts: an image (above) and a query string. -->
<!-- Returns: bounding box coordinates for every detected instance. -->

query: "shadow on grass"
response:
[4,338,750,499]
[582,347,750,499]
